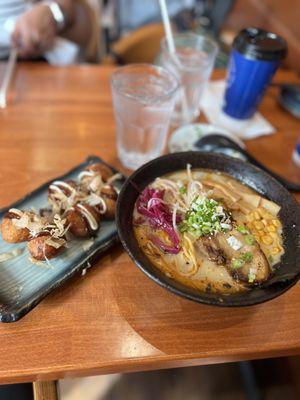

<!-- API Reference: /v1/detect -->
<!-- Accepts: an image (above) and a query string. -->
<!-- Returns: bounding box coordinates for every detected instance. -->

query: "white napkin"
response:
[44,38,80,65]
[200,80,275,140]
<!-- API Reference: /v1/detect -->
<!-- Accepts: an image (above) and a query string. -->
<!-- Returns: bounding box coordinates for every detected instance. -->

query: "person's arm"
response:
[56,0,92,47]
[12,0,92,58]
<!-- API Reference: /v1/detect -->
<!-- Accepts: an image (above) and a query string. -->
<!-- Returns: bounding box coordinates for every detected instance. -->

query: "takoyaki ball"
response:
[66,204,101,238]
[86,163,113,182]
[48,179,77,201]
[1,211,30,243]
[100,186,118,219]
[81,164,114,189]
[28,233,64,261]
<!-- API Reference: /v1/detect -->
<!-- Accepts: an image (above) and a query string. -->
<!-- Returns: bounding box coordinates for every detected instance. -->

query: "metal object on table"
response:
[0,48,17,109]
[195,134,300,192]
[270,82,300,118]
[279,84,300,119]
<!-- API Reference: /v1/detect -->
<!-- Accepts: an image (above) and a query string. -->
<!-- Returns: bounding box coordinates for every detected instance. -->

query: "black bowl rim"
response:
[116,151,300,307]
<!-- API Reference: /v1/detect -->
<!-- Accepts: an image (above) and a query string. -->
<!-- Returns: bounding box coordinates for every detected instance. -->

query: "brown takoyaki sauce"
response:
[66,204,100,237]
[101,186,117,200]
[35,231,51,238]
[74,204,100,236]
[4,211,21,220]
[85,163,113,182]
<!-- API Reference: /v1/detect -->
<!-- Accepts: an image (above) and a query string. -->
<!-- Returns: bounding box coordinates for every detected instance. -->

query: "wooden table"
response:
[0,64,299,385]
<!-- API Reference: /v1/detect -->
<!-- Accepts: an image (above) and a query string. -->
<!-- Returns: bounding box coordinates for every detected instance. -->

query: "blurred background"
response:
[3,0,297,70]
[1,357,300,399]
[96,0,300,72]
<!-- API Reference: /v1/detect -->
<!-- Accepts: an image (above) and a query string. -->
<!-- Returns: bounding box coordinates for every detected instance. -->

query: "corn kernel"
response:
[254,235,260,242]
[272,219,281,227]
[254,221,264,230]
[272,247,280,255]
[262,219,268,226]
[258,231,265,237]
[267,225,276,232]
[253,211,260,220]
[262,236,273,245]
[269,232,278,239]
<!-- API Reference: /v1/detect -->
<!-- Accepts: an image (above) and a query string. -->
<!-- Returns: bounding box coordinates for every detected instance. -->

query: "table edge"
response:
[1,344,299,384]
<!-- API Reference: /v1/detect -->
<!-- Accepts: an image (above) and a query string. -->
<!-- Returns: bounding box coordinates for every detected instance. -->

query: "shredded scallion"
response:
[244,234,255,245]
[179,197,232,238]
[237,225,249,234]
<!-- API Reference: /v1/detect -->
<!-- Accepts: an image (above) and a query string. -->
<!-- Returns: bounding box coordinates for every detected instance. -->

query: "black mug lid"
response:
[233,27,287,61]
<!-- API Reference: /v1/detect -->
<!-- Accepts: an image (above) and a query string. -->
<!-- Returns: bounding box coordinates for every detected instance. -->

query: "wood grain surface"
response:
[0,64,299,384]
[33,381,58,400]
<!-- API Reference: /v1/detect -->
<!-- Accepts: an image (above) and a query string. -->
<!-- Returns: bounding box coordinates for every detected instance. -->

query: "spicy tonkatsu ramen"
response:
[133,165,283,294]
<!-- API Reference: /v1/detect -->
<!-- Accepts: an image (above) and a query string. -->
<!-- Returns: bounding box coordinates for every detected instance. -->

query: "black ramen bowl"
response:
[116,152,300,307]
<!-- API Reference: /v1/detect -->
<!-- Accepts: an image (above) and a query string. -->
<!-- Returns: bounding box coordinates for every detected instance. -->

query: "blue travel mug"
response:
[223,28,287,119]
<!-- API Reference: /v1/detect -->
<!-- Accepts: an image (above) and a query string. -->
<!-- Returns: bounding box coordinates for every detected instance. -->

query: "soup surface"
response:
[133,167,284,294]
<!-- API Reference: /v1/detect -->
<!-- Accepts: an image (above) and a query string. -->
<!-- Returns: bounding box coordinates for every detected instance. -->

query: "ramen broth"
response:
[133,168,284,294]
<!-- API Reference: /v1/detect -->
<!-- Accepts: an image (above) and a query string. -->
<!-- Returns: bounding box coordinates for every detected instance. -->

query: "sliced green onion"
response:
[248,271,255,283]
[241,252,253,263]
[237,225,249,234]
[231,258,245,269]
[179,186,186,194]
[244,234,255,245]
[179,196,232,238]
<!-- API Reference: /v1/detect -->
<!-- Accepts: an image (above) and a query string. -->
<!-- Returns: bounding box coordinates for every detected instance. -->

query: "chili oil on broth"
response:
[133,168,284,295]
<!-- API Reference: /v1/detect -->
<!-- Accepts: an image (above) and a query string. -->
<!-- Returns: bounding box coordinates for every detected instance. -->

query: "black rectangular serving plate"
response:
[0,156,124,322]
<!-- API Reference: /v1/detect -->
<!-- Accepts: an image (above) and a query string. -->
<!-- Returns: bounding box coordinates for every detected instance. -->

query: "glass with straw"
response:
[158,0,218,126]
[160,33,218,126]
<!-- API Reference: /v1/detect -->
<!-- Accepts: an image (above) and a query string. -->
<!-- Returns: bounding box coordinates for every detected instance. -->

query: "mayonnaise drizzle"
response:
[78,171,95,180]
[96,198,107,214]
[86,193,107,214]
[50,181,76,194]
[9,208,23,217]
[77,204,99,231]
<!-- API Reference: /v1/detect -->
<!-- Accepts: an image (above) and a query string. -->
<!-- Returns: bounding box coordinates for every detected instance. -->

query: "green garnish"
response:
[237,225,249,234]
[241,252,253,263]
[179,186,186,194]
[268,255,274,264]
[179,197,232,238]
[248,270,255,283]
[244,234,255,245]
[231,252,253,270]
[232,259,245,269]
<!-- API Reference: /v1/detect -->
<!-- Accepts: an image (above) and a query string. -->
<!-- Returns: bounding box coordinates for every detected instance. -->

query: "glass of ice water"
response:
[160,33,218,126]
[111,64,179,170]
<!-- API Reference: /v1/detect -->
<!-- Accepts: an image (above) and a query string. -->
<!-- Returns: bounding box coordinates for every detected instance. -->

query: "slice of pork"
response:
[196,229,270,284]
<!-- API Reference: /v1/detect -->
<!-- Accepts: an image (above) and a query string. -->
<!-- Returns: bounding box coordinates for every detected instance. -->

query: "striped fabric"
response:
[0,0,29,58]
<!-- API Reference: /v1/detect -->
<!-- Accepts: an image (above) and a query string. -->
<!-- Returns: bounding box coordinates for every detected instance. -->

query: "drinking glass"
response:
[160,33,218,126]
[111,64,179,170]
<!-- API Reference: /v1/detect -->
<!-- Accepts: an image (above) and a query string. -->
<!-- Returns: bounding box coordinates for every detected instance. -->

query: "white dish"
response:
[168,123,245,153]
